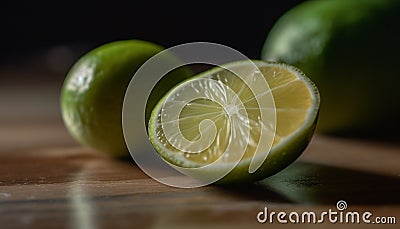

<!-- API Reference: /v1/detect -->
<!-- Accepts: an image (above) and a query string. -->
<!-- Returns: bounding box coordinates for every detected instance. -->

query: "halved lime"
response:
[148,60,320,183]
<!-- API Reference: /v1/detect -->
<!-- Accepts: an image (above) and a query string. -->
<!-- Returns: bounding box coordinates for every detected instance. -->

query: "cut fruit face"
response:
[148,60,319,184]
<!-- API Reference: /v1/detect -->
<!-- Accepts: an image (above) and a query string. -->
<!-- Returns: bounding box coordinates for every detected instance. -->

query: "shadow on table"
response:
[219,161,400,205]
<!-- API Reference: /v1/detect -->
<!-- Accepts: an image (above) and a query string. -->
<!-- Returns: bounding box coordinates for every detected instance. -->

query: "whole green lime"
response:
[262,0,400,136]
[61,40,191,158]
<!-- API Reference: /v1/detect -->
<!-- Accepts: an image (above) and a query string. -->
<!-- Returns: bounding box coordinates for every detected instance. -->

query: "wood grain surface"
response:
[1,61,399,228]
[1,118,399,228]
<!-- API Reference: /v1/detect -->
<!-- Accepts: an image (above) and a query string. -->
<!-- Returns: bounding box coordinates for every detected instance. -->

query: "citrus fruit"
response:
[148,60,320,183]
[262,0,400,136]
[61,40,192,158]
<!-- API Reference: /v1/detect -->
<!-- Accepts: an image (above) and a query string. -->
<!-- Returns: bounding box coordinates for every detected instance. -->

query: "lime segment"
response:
[148,60,319,183]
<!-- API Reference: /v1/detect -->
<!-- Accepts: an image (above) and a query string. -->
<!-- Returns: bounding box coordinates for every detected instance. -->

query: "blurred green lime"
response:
[262,0,400,136]
[61,40,192,158]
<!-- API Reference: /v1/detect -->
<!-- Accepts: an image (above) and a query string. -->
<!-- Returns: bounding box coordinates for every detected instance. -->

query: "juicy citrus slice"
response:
[148,60,319,183]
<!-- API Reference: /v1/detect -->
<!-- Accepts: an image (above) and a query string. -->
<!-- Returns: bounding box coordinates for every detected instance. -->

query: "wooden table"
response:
[1,61,400,228]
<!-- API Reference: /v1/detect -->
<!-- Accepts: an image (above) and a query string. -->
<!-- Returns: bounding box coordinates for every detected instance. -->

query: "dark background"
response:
[0,1,303,126]
[1,1,304,64]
